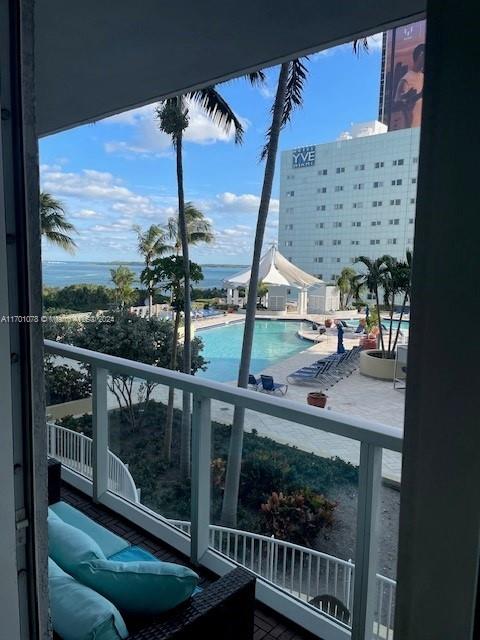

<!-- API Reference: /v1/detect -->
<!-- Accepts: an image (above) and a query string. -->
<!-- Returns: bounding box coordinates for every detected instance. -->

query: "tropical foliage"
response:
[40,191,77,253]
[110,265,136,308]
[44,356,91,405]
[133,224,171,315]
[336,267,363,310]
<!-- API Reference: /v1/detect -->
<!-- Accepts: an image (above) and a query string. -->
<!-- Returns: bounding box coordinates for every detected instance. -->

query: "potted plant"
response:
[307,392,328,408]
[354,252,411,380]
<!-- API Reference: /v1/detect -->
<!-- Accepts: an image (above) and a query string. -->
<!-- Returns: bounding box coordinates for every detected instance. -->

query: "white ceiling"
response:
[35,0,426,136]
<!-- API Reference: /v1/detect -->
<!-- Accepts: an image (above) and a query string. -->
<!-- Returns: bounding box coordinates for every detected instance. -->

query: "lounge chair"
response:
[248,374,260,390]
[287,360,335,385]
[259,375,288,395]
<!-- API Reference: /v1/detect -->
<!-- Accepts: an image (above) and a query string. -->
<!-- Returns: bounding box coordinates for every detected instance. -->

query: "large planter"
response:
[307,392,328,408]
[359,350,396,380]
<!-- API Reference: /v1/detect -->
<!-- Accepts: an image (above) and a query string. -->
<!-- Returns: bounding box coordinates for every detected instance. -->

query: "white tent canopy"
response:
[224,243,323,289]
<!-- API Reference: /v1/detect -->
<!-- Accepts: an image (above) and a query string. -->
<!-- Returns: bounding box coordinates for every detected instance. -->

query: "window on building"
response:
[409,218,414,224]
[413,157,418,164]
[350,257,356,263]
[387,238,398,245]
[353,202,364,209]
[286,207,294,213]
[333,221,342,228]
[286,190,294,197]
[351,221,361,227]
[336,167,345,173]
[390,199,401,205]
[351,240,360,245]
[334,204,343,210]
[353,183,364,190]
[411,177,417,184]
[318,169,328,175]
[315,222,324,229]
[371,220,381,226]
[313,257,323,263]
[370,239,381,245]
[391,179,403,186]
[285,240,293,247]
[335,185,344,192]
[355,164,365,171]
[393,159,404,166]
[336,258,341,263]
[331,274,338,280]
[286,174,294,180]
[284,224,293,230]
[373,181,383,188]
[316,205,326,211]
[374,161,384,168]
[318,187,327,193]
[314,240,323,246]
[333,239,341,246]
[410,198,416,204]
[372,201,383,207]
[389,218,400,225]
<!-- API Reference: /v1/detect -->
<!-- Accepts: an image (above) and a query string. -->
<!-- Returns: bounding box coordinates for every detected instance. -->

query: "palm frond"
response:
[353,38,369,55]
[246,70,266,86]
[188,87,244,144]
[43,230,77,253]
[261,59,308,160]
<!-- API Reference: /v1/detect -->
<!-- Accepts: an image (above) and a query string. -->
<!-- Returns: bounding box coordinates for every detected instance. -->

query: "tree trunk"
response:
[221,62,290,528]
[375,287,385,355]
[163,309,181,462]
[175,119,192,479]
[387,292,395,357]
[392,290,409,352]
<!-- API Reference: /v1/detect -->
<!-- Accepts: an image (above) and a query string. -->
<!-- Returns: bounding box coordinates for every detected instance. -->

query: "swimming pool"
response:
[343,317,410,332]
[196,320,310,382]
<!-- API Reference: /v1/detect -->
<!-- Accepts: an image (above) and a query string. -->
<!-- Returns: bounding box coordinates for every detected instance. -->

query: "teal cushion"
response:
[76,558,199,615]
[48,557,128,640]
[48,514,105,574]
[109,546,158,563]
[50,501,129,558]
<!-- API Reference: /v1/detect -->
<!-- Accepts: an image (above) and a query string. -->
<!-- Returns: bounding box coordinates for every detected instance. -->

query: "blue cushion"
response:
[109,546,158,563]
[76,558,199,615]
[48,514,105,574]
[50,501,129,558]
[48,557,128,640]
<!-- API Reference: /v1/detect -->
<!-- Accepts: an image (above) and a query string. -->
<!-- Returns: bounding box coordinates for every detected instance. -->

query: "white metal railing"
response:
[47,422,140,503]
[44,339,402,640]
[168,520,395,638]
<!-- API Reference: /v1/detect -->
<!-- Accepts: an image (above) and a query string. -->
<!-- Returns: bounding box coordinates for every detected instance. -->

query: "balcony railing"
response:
[44,339,402,640]
[47,422,140,503]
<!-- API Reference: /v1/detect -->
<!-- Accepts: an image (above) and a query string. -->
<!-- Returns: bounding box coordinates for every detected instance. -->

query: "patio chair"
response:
[248,374,260,390]
[287,360,334,385]
[259,375,288,395]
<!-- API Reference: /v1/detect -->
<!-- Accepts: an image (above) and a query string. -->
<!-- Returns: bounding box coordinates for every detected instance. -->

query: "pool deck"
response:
[209,325,404,483]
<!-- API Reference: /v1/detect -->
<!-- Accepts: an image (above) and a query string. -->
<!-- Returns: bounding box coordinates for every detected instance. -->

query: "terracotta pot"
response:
[307,392,328,408]
[325,319,332,328]
[361,337,377,350]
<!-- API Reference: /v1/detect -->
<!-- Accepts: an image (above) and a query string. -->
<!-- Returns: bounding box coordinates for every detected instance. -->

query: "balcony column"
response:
[232,288,240,306]
[92,366,109,501]
[190,394,211,565]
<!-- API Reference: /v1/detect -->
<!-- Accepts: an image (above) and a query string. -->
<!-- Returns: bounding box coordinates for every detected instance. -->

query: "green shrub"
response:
[45,358,91,405]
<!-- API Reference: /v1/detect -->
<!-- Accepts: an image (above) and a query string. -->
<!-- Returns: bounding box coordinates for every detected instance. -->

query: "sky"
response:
[40,35,382,265]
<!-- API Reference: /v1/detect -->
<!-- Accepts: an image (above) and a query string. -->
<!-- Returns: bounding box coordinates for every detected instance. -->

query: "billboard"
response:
[379,20,426,130]
[292,146,316,169]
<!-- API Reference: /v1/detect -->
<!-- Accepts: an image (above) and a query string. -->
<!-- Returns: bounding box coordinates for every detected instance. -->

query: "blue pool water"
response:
[196,320,310,382]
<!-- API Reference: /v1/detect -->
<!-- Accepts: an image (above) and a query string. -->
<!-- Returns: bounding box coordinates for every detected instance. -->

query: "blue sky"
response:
[40,36,382,264]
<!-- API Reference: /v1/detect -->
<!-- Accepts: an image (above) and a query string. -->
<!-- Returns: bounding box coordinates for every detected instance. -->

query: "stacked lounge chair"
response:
[287,346,362,387]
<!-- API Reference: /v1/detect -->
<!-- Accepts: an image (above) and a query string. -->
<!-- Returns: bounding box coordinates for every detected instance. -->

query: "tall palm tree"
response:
[133,224,171,315]
[221,59,307,527]
[167,202,214,252]
[156,82,254,477]
[110,265,136,309]
[40,191,77,253]
[336,266,358,310]
[354,256,388,354]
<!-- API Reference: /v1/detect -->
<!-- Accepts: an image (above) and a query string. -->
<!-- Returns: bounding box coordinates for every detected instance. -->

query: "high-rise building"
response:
[278,122,419,283]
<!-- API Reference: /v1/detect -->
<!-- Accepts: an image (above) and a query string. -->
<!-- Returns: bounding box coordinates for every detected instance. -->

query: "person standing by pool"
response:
[337,321,346,354]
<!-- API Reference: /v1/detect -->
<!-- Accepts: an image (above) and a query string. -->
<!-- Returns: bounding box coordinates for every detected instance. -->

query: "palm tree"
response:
[336,267,358,310]
[110,265,136,309]
[40,191,77,253]
[221,59,307,527]
[390,250,412,353]
[133,224,171,315]
[167,202,214,252]
[156,85,250,478]
[354,256,388,354]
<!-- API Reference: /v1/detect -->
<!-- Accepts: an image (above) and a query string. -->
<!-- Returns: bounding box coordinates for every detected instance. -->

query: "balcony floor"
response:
[60,483,318,640]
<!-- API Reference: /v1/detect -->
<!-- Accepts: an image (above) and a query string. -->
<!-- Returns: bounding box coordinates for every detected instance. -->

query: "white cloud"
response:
[103,99,249,157]
[214,192,279,214]
[71,209,100,219]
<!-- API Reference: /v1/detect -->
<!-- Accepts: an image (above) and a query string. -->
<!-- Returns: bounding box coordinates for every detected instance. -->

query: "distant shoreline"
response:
[42,260,248,268]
